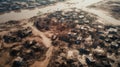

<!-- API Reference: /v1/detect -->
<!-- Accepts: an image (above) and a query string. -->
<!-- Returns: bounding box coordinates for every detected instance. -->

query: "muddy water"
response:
[0,0,120,25]
[71,0,120,25]
[0,2,69,23]
[82,8,120,25]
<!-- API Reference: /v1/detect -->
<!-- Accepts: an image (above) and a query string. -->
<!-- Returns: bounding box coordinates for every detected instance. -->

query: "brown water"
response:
[0,0,120,25]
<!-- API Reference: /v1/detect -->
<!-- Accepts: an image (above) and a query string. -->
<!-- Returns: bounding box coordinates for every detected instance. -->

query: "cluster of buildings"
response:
[0,8,119,67]
[0,0,65,12]
[34,10,120,67]
[0,26,48,67]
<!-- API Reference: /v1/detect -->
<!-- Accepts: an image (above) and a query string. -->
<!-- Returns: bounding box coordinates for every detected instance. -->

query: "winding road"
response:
[24,21,53,67]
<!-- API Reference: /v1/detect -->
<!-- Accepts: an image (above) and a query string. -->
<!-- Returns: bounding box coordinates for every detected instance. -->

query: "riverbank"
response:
[0,1,69,23]
[0,0,66,13]
[89,0,120,20]
[0,0,120,25]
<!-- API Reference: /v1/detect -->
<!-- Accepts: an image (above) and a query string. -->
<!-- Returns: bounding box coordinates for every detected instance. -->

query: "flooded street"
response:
[0,0,120,25]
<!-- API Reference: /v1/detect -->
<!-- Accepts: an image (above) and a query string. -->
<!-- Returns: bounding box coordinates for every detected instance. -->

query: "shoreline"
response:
[0,0,119,25]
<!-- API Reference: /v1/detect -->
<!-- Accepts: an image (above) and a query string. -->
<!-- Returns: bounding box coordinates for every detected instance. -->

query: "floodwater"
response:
[0,0,120,25]
[0,2,69,23]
